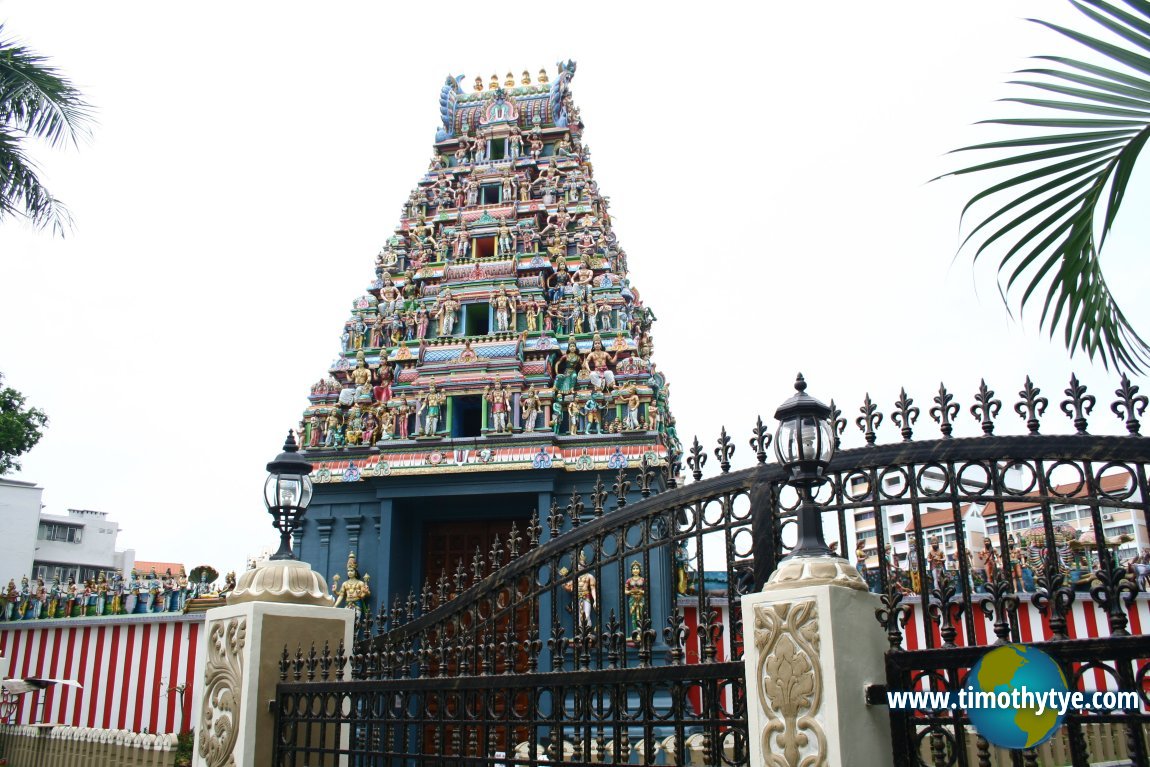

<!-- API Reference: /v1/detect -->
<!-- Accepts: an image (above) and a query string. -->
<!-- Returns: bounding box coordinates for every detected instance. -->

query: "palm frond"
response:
[939,0,1150,372]
[0,24,92,149]
[0,128,73,236]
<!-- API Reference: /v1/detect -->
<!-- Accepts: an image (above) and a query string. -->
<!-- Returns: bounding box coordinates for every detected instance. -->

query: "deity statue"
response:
[508,126,522,159]
[395,400,412,439]
[927,537,947,589]
[582,390,603,434]
[3,579,16,621]
[363,409,381,443]
[323,410,344,448]
[546,259,570,303]
[453,224,471,260]
[582,334,618,391]
[620,385,641,430]
[487,381,511,433]
[855,540,868,581]
[376,243,398,270]
[377,405,395,441]
[416,305,430,339]
[419,382,447,436]
[552,337,582,394]
[350,356,372,388]
[492,287,517,333]
[674,542,696,596]
[521,385,542,431]
[525,298,540,332]
[561,553,596,628]
[625,561,646,636]
[554,132,574,158]
[973,538,998,585]
[584,298,598,333]
[435,289,460,336]
[496,221,515,258]
[332,552,371,614]
[379,273,402,316]
[566,398,581,436]
[551,394,566,436]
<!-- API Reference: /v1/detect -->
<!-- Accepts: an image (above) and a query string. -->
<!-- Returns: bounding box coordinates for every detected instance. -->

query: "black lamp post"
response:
[264,431,314,561]
[774,374,836,560]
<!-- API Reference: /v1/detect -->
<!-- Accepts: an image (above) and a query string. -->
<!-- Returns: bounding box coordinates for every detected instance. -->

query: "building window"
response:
[452,395,483,438]
[39,523,83,544]
[480,185,501,205]
[488,138,506,161]
[474,237,495,260]
[464,303,490,336]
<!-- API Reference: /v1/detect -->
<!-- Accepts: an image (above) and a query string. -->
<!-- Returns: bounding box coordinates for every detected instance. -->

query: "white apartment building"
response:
[32,508,136,585]
[0,478,43,588]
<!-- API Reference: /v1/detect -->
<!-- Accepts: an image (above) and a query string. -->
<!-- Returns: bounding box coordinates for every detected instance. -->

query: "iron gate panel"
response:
[275,375,1150,766]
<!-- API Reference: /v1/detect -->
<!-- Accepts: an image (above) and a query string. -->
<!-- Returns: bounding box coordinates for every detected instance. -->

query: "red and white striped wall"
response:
[0,614,204,734]
[900,595,1150,698]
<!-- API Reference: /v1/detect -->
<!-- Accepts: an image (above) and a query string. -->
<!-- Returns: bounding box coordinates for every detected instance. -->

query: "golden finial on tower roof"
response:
[489,73,499,90]
[504,72,515,88]
[521,69,531,86]
[474,76,484,92]
[538,68,549,84]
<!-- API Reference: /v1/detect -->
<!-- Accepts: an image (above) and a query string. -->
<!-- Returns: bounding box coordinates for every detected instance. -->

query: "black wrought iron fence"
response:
[274,374,1150,767]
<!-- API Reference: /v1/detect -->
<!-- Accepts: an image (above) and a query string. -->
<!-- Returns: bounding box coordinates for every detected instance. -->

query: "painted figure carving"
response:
[625,561,646,635]
[493,287,517,332]
[420,382,447,436]
[332,551,370,614]
[521,385,541,431]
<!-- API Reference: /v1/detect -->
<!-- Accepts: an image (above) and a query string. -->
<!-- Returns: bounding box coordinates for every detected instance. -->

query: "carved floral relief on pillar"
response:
[198,617,247,767]
[753,600,827,767]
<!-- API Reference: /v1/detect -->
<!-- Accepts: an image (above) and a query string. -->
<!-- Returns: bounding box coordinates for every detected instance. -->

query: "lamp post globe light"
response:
[773,374,836,560]
[228,431,332,605]
[766,374,866,590]
[264,431,314,560]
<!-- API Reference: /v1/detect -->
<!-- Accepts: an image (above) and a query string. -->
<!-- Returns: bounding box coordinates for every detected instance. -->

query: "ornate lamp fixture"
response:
[229,431,330,605]
[774,374,836,560]
[263,431,314,561]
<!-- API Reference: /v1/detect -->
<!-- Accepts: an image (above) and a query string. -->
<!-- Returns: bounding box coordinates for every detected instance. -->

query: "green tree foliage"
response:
[0,24,92,235]
[0,372,48,474]
[940,0,1150,371]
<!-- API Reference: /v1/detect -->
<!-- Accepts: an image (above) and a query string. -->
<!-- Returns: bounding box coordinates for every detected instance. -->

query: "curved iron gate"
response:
[275,375,1150,767]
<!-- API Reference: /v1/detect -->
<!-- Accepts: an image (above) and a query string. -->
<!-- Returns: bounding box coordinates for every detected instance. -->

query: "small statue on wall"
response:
[561,552,597,628]
[521,385,542,431]
[332,552,371,615]
[625,561,646,636]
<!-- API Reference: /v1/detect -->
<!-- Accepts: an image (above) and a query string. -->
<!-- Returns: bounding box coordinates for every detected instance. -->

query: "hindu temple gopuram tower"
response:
[294,62,680,618]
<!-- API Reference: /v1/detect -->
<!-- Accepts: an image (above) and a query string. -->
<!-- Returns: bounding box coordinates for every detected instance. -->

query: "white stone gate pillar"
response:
[741,556,892,767]
[192,559,352,767]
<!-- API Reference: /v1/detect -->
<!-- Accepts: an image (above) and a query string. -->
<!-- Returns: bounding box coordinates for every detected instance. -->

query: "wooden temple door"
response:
[422,520,532,756]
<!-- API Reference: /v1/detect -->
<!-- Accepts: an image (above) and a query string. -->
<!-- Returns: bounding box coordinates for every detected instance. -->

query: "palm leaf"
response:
[939,0,1150,372]
[0,24,90,235]
[0,128,72,236]
[0,24,91,148]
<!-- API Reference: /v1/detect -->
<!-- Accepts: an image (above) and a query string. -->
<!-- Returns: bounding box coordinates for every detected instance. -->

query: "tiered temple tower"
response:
[294,63,680,631]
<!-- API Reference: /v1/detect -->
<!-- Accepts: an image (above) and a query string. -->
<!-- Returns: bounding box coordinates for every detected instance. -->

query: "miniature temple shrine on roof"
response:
[294,62,680,621]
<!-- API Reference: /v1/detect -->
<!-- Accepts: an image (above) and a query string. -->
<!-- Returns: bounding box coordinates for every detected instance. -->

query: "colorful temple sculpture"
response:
[295,63,681,634]
[0,567,228,621]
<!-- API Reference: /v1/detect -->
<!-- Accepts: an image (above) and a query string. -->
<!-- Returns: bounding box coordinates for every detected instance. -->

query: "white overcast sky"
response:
[1,1,1149,577]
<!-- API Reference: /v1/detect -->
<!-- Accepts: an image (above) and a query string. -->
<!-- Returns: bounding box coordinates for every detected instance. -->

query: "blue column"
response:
[375,499,394,614]
[536,490,554,674]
